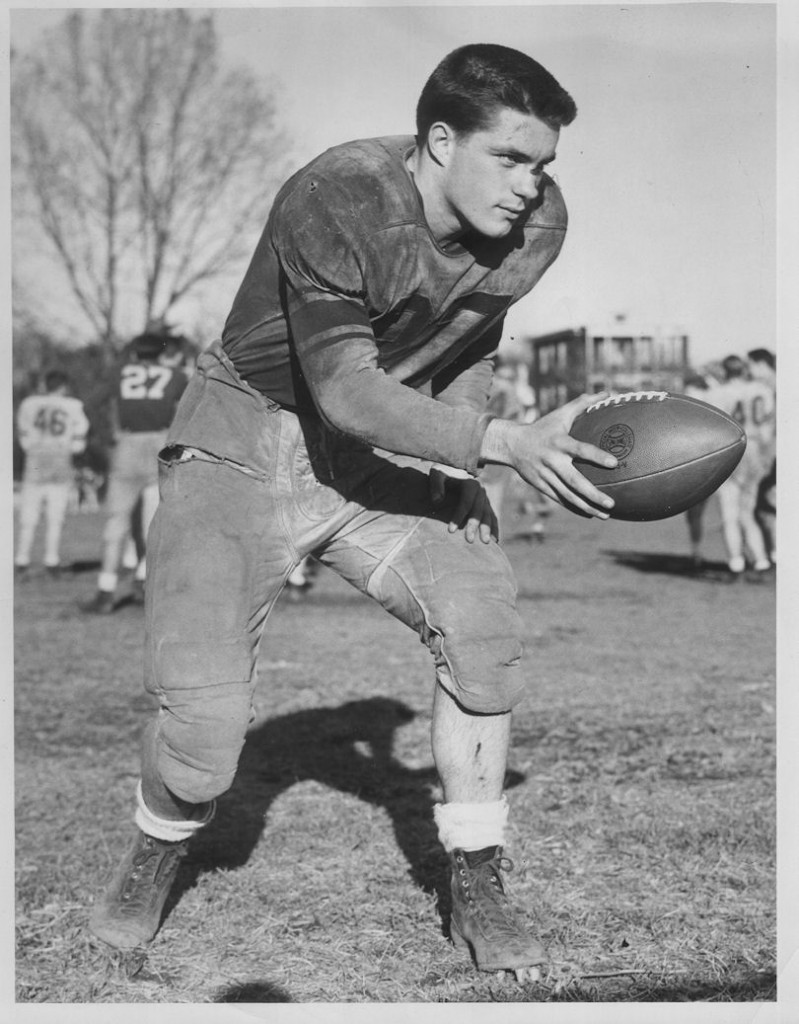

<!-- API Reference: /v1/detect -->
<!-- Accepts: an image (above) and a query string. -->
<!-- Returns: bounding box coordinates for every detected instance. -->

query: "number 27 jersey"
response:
[116,361,189,433]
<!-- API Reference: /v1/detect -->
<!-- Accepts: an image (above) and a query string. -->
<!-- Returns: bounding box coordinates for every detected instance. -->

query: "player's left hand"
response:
[429,466,497,544]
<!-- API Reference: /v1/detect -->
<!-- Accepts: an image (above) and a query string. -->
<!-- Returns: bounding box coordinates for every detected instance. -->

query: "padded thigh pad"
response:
[328,508,526,714]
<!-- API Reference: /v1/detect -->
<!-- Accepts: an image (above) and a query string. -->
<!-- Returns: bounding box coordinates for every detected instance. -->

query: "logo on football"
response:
[599,423,634,461]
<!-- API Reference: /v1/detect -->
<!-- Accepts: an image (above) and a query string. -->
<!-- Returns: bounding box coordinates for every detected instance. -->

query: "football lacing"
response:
[586,390,668,413]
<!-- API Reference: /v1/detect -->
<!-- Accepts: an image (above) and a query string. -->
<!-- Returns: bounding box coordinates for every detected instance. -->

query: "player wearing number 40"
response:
[82,333,189,614]
[685,354,776,575]
[15,369,90,576]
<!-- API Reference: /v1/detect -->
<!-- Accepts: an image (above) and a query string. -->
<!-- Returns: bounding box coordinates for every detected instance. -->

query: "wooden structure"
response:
[528,321,691,414]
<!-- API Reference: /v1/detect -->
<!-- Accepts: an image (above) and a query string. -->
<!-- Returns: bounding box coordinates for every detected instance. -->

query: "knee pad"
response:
[431,596,525,714]
[150,638,255,804]
[344,511,527,714]
[421,546,525,714]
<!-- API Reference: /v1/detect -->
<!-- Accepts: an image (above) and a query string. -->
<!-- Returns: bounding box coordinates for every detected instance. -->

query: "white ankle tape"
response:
[98,572,117,593]
[434,795,509,853]
[134,781,216,842]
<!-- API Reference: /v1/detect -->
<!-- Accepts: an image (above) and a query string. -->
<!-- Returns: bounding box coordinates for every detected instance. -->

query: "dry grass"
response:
[14,500,776,1004]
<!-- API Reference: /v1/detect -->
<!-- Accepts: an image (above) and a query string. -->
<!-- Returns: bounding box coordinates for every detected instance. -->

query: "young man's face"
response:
[440,106,560,240]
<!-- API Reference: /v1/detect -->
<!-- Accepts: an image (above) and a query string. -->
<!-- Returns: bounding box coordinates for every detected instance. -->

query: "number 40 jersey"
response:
[710,375,776,471]
[116,360,189,433]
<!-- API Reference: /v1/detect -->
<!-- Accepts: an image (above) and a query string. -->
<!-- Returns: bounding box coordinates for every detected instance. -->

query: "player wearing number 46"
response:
[89,45,620,981]
[82,333,189,614]
[15,370,89,576]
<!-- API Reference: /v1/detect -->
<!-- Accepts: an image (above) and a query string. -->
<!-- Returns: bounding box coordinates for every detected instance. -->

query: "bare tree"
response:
[12,9,287,358]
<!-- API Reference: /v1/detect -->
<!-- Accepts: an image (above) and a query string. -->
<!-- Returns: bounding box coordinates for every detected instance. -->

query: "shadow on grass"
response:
[61,558,102,574]
[215,980,293,1002]
[603,550,739,582]
[552,969,776,1003]
[639,971,777,1002]
[166,696,523,941]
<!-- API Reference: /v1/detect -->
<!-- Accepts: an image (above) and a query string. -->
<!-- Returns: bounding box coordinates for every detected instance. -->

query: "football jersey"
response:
[222,136,567,471]
[711,377,775,450]
[115,360,189,433]
[17,392,89,484]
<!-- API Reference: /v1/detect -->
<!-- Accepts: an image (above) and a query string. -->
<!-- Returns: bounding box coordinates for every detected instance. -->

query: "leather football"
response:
[570,391,746,521]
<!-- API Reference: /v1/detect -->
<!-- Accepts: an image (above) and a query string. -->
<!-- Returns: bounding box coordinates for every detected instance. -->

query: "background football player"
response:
[687,354,775,575]
[82,332,190,613]
[15,369,89,576]
[747,347,776,564]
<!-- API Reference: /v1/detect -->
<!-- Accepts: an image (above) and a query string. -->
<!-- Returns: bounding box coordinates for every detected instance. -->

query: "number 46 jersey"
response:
[116,360,189,433]
[17,392,90,484]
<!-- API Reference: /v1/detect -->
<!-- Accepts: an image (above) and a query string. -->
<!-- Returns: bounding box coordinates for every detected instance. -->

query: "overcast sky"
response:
[9,3,782,367]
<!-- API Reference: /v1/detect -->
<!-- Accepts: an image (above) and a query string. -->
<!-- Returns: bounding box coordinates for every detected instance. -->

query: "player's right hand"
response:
[482,392,617,519]
[429,466,498,544]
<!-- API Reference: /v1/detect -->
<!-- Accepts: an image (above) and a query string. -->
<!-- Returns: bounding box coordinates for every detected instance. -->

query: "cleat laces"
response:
[118,836,185,914]
[458,853,526,943]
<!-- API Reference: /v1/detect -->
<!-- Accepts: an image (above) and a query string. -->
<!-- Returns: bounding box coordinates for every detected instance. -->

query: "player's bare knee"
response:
[103,512,131,547]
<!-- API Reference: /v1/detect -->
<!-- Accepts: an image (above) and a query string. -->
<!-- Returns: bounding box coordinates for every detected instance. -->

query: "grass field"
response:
[13,493,776,1006]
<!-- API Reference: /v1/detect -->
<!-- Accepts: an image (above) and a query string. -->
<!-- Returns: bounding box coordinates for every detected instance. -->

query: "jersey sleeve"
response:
[16,398,34,450]
[271,177,492,473]
[431,321,501,417]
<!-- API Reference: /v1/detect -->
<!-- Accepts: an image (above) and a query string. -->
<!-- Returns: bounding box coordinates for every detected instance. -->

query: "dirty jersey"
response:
[17,392,89,485]
[115,360,189,433]
[222,136,568,473]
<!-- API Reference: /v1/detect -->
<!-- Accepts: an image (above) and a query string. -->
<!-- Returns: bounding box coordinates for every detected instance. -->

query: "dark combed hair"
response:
[722,354,747,379]
[747,347,775,370]
[416,43,577,142]
[44,369,69,392]
[130,332,168,362]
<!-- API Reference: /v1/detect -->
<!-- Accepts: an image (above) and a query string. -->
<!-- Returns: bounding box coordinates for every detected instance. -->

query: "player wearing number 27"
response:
[89,45,619,978]
[82,333,189,613]
[15,370,89,575]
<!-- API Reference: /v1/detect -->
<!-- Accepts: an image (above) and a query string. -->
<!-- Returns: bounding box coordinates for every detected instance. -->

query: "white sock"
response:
[134,781,216,842]
[434,796,509,853]
[98,571,118,593]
